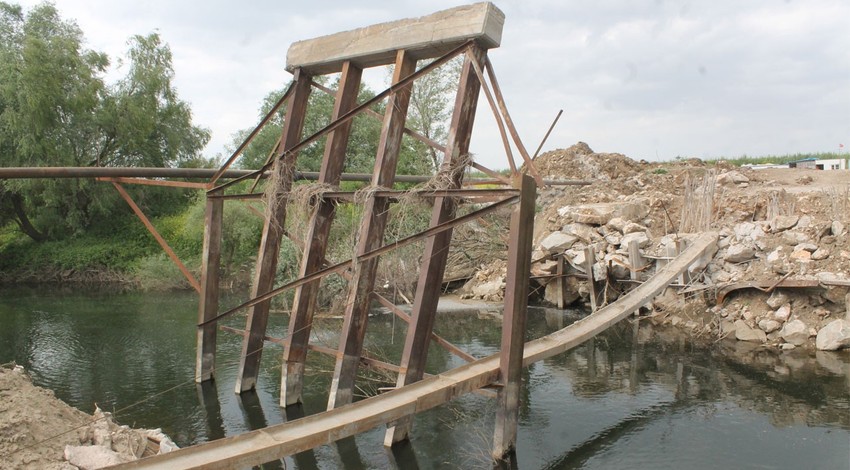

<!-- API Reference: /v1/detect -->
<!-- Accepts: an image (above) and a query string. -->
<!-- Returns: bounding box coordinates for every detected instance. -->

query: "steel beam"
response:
[385,44,486,446]
[492,174,536,460]
[195,190,223,382]
[281,61,363,406]
[235,69,312,394]
[327,50,416,410]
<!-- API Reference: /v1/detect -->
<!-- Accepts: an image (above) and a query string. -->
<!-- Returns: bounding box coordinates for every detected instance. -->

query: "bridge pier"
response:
[195,190,223,382]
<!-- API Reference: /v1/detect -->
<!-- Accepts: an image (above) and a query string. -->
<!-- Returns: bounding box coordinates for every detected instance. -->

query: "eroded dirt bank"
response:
[0,364,176,469]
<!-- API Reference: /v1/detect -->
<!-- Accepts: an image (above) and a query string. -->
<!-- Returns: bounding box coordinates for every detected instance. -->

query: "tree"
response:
[0,2,209,241]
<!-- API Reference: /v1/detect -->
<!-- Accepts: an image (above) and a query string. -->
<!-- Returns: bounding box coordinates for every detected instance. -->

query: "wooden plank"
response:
[282,61,363,407]
[385,44,486,446]
[195,190,223,382]
[111,182,200,293]
[466,48,516,174]
[116,232,718,470]
[286,3,504,74]
[328,50,417,410]
[235,69,312,394]
[492,174,536,459]
[628,239,644,316]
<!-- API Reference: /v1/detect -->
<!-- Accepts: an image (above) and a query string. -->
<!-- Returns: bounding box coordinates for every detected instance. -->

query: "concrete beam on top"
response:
[286,2,504,75]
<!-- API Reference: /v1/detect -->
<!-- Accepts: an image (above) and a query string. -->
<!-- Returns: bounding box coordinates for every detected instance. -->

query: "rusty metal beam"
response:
[385,44,486,446]
[110,182,200,293]
[235,69,313,394]
[96,177,210,189]
[195,190,223,382]
[311,80,447,154]
[282,61,364,407]
[483,57,544,186]
[373,294,477,363]
[116,233,719,470]
[328,50,417,410]
[492,174,536,459]
[210,83,294,185]
[209,41,473,194]
[198,195,518,328]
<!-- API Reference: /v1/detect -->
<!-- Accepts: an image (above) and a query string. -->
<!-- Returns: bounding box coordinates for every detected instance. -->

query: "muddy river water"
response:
[1,286,848,469]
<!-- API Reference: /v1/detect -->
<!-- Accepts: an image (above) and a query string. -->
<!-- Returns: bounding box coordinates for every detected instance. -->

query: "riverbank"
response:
[0,364,177,469]
[460,143,850,352]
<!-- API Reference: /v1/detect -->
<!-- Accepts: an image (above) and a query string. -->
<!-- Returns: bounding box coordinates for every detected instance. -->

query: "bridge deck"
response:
[113,232,717,470]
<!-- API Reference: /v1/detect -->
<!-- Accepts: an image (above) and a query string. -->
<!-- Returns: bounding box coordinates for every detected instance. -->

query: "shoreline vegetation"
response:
[2,151,846,291]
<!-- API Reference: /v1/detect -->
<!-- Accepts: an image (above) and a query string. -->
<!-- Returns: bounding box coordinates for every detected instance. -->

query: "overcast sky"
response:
[18,0,850,169]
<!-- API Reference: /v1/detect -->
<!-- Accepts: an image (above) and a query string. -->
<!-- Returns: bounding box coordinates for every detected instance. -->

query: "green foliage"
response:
[651,168,669,174]
[0,3,209,242]
[134,253,190,291]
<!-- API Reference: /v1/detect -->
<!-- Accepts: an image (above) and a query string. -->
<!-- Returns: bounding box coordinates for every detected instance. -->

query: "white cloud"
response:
[14,0,850,166]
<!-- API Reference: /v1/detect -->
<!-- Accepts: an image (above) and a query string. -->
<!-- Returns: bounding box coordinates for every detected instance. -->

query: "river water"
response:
[0,286,848,469]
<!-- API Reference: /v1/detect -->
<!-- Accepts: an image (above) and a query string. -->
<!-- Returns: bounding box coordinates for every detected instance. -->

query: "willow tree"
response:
[0,2,209,241]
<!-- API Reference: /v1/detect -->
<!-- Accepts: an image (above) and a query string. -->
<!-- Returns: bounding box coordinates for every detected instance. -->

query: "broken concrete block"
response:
[812,248,830,260]
[620,231,650,249]
[774,303,792,321]
[770,215,799,232]
[539,232,578,253]
[735,320,767,342]
[724,244,755,263]
[766,291,789,310]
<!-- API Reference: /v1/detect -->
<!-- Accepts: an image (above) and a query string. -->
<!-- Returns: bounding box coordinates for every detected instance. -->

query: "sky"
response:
[17,0,850,170]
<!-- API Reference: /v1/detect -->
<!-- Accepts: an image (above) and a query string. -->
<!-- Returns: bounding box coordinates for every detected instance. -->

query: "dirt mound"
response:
[0,365,176,469]
[530,142,646,181]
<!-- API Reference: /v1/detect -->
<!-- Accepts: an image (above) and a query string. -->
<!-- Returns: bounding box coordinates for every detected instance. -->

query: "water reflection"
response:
[0,288,848,469]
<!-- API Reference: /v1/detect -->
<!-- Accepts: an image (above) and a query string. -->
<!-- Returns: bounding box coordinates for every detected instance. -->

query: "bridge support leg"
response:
[196,189,223,382]
[327,50,416,409]
[384,44,485,446]
[281,62,363,407]
[492,174,536,460]
[235,69,312,394]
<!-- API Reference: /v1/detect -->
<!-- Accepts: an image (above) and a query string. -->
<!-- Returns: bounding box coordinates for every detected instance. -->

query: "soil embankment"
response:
[0,364,176,469]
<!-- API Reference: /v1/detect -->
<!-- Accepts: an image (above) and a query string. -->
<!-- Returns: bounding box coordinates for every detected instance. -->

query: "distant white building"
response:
[788,157,846,170]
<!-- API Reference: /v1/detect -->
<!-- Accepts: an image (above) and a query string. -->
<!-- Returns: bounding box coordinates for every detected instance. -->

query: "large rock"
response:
[562,223,597,242]
[766,291,789,310]
[735,320,767,342]
[780,319,809,345]
[758,319,782,333]
[832,220,845,236]
[65,445,128,469]
[725,244,755,263]
[816,320,850,351]
[544,277,581,306]
[770,215,799,232]
[620,231,650,249]
[559,202,650,226]
[812,248,830,260]
[539,232,578,253]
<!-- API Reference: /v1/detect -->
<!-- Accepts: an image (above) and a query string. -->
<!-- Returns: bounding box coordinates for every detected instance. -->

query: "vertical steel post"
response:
[492,174,536,460]
[327,50,416,409]
[281,62,363,406]
[235,69,312,394]
[195,190,223,382]
[384,44,486,446]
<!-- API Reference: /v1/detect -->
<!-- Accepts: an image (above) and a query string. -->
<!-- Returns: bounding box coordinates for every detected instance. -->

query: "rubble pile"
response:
[0,365,177,469]
[458,142,850,352]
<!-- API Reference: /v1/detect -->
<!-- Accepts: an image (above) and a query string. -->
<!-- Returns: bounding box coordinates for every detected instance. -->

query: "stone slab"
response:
[286,2,505,74]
